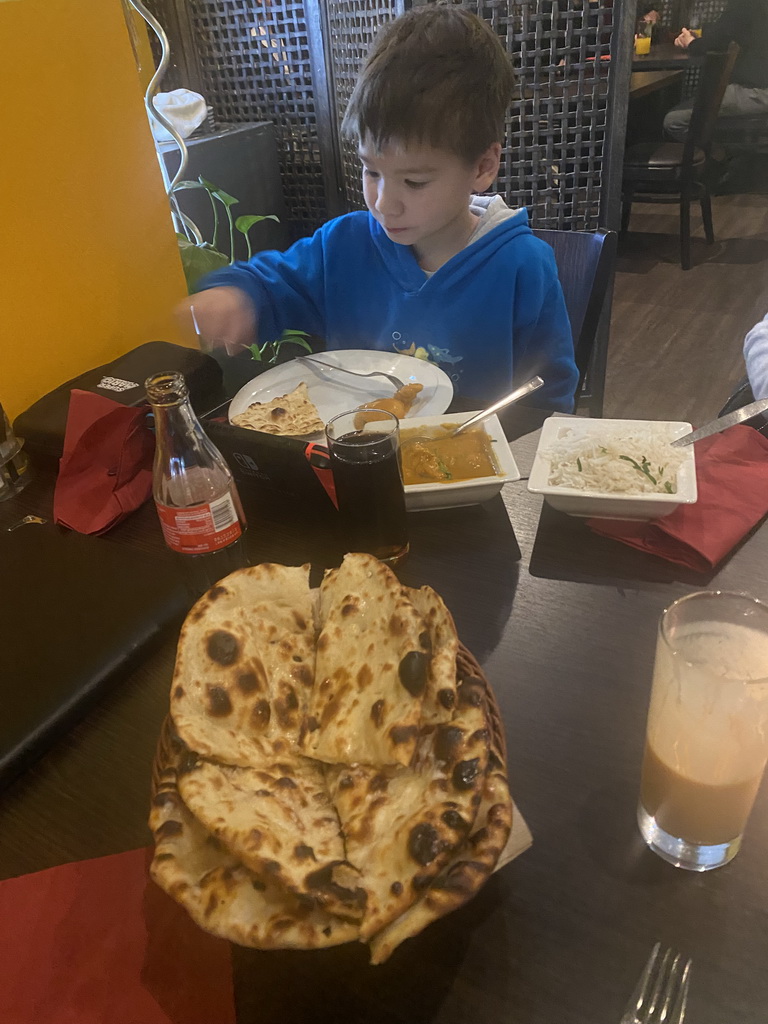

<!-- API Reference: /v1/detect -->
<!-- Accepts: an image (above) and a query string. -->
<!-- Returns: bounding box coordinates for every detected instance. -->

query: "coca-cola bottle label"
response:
[156,492,242,554]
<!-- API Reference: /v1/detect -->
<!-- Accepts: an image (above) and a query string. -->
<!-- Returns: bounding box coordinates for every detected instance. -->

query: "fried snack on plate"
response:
[150,763,359,949]
[170,564,316,766]
[302,554,431,768]
[354,381,424,428]
[232,381,324,436]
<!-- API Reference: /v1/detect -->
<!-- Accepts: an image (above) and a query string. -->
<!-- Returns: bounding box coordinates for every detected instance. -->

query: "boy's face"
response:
[359,138,500,269]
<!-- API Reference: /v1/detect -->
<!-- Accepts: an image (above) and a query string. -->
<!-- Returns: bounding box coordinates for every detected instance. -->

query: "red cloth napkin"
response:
[0,847,235,1024]
[589,425,768,572]
[54,389,154,534]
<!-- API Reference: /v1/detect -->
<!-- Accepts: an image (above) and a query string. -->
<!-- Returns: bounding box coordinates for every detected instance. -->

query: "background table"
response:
[1,415,767,1024]
[632,42,696,72]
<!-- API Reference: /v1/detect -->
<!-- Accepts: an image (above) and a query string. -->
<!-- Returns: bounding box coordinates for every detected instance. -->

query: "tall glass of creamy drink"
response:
[638,591,768,871]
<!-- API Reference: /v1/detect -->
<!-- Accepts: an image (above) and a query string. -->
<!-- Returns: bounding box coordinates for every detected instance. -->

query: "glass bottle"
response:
[145,371,248,594]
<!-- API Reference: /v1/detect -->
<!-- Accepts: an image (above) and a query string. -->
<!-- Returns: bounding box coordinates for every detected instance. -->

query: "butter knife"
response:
[671,398,768,447]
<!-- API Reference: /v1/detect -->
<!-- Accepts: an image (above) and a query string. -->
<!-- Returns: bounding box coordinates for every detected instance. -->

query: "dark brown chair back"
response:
[684,42,739,161]
[532,228,617,417]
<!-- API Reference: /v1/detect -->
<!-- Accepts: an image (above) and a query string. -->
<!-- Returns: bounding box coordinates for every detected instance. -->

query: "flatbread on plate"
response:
[177,749,366,921]
[150,763,359,950]
[325,675,491,941]
[232,381,324,436]
[368,764,513,964]
[171,564,315,766]
[303,554,431,769]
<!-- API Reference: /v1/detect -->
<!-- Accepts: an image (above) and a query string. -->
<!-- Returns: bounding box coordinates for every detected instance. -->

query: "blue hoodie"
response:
[201,199,578,411]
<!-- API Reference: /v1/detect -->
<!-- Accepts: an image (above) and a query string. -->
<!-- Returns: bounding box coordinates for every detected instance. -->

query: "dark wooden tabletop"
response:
[2,410,768,1024]
[631,42,697,72]
[629,69,685,101]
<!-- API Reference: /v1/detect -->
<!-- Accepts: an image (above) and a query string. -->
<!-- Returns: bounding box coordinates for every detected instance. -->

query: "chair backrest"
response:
[532,227,618,416]
[685,43,739,158]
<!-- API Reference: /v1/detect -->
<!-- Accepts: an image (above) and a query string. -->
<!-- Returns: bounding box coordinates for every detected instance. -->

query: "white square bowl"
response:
[401,412,520,511]
[527,417,698,520]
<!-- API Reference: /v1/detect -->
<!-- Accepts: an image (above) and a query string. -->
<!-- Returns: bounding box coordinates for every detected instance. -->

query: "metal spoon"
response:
[402,376,544,445]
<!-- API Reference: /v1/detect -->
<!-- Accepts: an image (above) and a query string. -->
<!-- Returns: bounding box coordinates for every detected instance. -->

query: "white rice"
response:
[544,426,687,494]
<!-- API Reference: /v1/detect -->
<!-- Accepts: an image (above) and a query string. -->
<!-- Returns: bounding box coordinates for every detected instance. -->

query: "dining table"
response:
[631,41,698,73]
[1,405,767,1024]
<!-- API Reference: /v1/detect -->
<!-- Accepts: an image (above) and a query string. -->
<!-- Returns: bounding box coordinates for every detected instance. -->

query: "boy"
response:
[181,4,578,411]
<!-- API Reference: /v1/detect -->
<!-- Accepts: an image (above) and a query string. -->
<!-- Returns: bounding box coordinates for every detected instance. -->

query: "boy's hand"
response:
[175,286,257,356]
[674,27,695,48]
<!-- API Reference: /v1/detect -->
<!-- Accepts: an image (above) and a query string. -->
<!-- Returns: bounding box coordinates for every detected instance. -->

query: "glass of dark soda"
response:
[325,409,409,565]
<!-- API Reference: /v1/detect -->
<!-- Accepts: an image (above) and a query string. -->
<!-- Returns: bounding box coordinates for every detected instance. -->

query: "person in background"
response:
[663,0,768,142]
[177,5,578,412]
[637,2,661,43]
[744,312,768,401]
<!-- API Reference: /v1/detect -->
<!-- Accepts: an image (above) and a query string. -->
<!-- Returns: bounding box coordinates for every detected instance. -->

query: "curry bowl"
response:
[399,412,520,511]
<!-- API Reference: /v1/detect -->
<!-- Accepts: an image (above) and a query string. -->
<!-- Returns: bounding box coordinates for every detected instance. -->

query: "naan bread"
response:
[303,554,431,768]
[368,765,514,964]
[150,764,358,950]
[171,564,316,766]
[153,555,515,961]
[326,675,491,941]
[177,750,367,921]
[406,585,459,726]
[232,381,324,437]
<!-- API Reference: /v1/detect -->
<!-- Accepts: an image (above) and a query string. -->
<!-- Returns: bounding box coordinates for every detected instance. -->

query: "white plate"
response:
[401,412,520,511]
[229,351,454,434]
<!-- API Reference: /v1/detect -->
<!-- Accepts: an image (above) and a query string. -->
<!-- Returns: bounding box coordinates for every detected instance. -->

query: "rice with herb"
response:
[544,426,687,494]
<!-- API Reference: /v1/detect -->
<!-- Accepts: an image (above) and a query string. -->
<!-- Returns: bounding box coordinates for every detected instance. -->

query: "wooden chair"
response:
[621,43,739,270]
[533,228,618,418]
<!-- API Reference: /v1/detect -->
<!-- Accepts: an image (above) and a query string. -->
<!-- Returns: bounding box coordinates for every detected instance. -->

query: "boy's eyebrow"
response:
[358,154,440,175]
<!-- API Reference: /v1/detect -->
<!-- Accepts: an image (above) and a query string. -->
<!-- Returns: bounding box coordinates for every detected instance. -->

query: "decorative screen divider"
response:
[145,0,637,236]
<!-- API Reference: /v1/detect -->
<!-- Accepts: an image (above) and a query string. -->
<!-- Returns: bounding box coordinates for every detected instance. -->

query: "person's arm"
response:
[683,0,750,53]
[201,230,328,343]
[177,227,330,355]
[744,312,768,401]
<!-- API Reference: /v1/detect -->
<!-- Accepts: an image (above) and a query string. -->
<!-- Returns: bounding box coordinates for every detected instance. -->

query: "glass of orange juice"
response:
[634,34,652,55]
[638,591,768,871]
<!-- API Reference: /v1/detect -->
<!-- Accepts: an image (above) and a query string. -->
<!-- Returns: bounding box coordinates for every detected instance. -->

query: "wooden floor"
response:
[604,191,768,423]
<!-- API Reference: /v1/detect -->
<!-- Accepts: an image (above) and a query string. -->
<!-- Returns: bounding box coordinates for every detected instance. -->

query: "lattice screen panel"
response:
[324,1,405,211]
[433,2,615,231]
[147,0,627,234]
[179,0,326,234]
[654,0,678,30]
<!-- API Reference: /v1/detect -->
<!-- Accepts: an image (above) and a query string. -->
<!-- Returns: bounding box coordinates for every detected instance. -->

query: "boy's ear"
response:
[474,143,502,191]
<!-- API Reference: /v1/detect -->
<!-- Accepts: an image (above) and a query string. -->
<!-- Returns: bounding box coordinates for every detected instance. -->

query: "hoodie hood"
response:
[369,198,530,294]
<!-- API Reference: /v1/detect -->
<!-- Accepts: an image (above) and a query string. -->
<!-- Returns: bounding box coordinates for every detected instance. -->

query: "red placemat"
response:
[0,847,235,1024]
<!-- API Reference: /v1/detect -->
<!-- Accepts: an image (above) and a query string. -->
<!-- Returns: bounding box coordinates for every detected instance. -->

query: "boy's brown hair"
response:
[342,3,516,163]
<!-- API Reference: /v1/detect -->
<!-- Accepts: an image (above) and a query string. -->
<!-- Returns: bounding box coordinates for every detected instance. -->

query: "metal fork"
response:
[620,944,692,1024]
[296,355,405,390]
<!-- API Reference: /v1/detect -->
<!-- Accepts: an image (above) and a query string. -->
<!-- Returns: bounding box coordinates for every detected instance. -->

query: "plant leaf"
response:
[177,239,229,291]
[247,343,264,362]
[173,179,208,192]
[235,214,279,233]
[212,187,239,208]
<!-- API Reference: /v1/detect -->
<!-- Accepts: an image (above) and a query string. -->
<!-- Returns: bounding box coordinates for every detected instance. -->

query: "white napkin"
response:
[151,89,207,143]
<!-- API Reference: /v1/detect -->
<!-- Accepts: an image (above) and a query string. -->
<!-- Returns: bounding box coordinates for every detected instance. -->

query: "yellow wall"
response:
[0,0,190,421]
